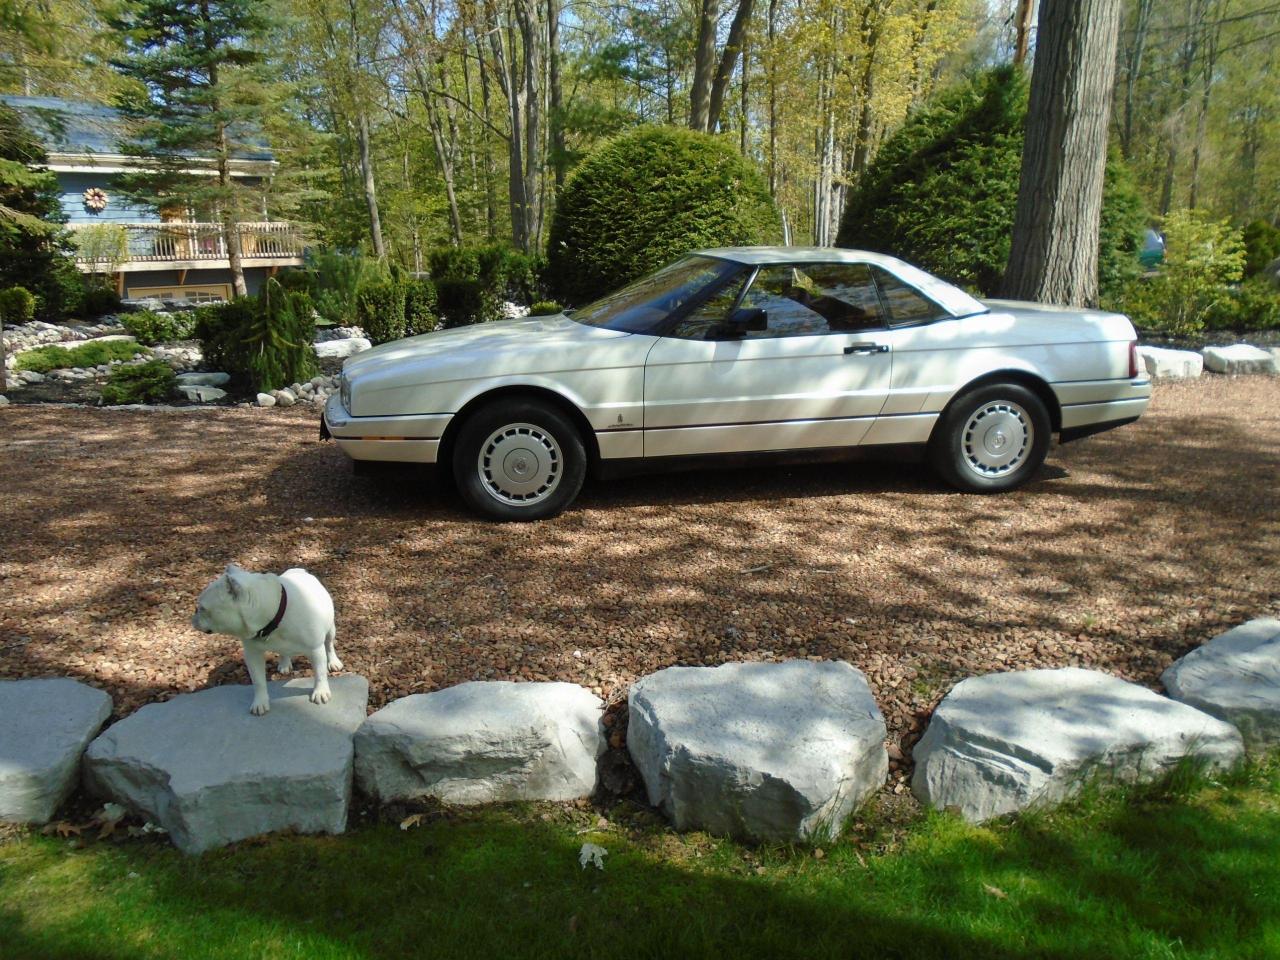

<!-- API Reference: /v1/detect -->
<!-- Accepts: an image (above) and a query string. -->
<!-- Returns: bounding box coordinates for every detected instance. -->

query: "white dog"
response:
[191,563,342,716]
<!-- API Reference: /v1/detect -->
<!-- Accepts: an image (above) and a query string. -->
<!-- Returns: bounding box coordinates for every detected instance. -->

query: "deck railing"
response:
[72,221,303,265]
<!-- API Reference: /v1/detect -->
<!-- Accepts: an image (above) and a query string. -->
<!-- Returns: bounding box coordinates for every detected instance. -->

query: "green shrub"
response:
[304,251,384,326]
[80,283,121,318]
[1204,277,1280,330]
[15,338,148,373]
[1111,209,1246,335]
[837,67,1147,299]
[426,244,546,327]
[405,276,439,336]
[0,285,36,325]
[1242,220,1280,278]
[120,309,194,345]
[193,281,317,392]
[546,126,782,305]
[528,300,563,316]
[99,359,176,405]
[357,275,408,343]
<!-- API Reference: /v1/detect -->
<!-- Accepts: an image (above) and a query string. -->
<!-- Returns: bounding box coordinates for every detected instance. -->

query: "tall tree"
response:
[1002,0,1123,306]
[110,0,274,296]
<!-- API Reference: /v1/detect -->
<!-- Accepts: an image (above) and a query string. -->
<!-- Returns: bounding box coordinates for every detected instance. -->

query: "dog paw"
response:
[278,658,293,675]
[328,656,344,672]
[249,700,270,716]
[310,687,332,705]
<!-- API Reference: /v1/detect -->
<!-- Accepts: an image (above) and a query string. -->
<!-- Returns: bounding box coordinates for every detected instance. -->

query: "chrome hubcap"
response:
[962,401,1033,478]
[477,423,562,505]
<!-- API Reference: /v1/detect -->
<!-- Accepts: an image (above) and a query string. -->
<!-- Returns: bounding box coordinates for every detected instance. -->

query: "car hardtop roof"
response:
[695,246,906,268]
[694,246,989,318]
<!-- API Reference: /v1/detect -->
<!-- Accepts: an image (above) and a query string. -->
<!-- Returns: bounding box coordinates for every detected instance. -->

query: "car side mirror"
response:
[720,307,767,338]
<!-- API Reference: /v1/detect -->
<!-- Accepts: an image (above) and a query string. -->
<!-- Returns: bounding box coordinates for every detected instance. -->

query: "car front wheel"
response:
[452,399,587,521]
[929,383,1051,493]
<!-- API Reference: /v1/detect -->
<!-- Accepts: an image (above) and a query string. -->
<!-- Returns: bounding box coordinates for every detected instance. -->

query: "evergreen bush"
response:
[546,127,781,305]
[100,359,176,405]
[15,339,147,373]
[120,309,195,345]
[194,281,317,392]
[0,286,36,325]
[1242,220,1280,278]
[528,300,563,316]
[427,244,545,327]
[405,276,439,336]
[837,67,1146,300]
[357,275,408,343]
[80,283,121,318]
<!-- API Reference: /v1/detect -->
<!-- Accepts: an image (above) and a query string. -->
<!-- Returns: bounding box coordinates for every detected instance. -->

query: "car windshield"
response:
[569,256,744,334]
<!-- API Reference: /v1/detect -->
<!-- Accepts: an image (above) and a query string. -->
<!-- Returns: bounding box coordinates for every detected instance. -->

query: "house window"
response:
[126,283,232,303]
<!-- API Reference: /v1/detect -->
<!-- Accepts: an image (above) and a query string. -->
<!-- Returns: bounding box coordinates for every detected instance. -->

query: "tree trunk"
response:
[548,0,566,191]
[1119,0,1153,159]
[1001,0,1122,307]
[1188,0,1224,210]
[767,0,777,195]
[216,124,248,297]
[1013,0,1035,66]
[708,0,754,133]
[689,0,722,131]
[515,0,542,247]
[357,110,386,260]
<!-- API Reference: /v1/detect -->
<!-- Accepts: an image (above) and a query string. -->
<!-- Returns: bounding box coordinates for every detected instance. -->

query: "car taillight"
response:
[1128,341,1139,379]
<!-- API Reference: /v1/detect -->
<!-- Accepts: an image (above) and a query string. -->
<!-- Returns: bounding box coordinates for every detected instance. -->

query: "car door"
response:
[642,261,893,457]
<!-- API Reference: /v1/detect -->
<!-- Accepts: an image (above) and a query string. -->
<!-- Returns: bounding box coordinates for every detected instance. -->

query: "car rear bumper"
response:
[1055,377,1151,442]
[321,393,449,464]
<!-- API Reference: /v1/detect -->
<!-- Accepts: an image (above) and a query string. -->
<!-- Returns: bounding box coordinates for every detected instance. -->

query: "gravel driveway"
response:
[2,378,1277,783]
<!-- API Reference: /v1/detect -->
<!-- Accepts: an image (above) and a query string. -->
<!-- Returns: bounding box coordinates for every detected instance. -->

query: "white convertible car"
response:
[322,248,1151,520]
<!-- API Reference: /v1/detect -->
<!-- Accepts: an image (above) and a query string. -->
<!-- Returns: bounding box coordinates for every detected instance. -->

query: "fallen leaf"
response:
[983,883,1008,900]
[400,813,426,831]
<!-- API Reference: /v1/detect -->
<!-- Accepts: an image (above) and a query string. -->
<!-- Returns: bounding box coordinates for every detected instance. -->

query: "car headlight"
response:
[340,373,352,412]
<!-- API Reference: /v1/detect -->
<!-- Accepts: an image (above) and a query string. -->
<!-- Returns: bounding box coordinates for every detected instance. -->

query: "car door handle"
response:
[844,342,890,355]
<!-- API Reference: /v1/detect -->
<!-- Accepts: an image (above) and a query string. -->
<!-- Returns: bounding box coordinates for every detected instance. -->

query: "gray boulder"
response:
[255,392,276,408]
[314,337,372,359]
[176,385,227,403]
[1163,618,1280,753]
[0,678,112,823]
[628,660,888,843]
[355,681,604,804]
[1202,344,1277,375]
[176,372,231,387]
[84,676,368,854]
[912,668,1243,823]
[1136,346,1203,380]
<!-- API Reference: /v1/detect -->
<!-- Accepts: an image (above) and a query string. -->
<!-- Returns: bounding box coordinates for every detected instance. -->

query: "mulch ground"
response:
[2,376,1278,789]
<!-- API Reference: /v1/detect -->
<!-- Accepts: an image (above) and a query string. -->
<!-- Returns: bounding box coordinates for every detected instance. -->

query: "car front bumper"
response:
[321,392,451,464]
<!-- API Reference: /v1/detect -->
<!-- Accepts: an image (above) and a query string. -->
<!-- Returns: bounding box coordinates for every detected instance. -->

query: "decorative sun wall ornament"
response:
[82,187,109,213]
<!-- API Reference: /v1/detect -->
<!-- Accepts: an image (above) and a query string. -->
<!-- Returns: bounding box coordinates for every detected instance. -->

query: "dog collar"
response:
[253,585,288,640]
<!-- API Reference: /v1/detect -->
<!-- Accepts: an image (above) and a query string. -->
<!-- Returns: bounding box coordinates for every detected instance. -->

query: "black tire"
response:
[452,398,587,521]
[929,382,1051,493]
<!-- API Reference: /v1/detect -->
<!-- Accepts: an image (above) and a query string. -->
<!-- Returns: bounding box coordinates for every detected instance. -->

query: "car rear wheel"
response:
[929,382,1051,493]
[452,399,587,521]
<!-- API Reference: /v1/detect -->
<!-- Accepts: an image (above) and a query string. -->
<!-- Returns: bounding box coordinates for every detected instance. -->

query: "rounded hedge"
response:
[836,67,1146,299]
[546,126,782,304]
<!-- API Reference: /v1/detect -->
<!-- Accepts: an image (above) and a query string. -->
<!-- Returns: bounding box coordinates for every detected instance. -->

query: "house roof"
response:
[0,95,275,162]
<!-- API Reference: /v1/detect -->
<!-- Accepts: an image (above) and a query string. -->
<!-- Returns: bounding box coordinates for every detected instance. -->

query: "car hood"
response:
[343,315,630,381]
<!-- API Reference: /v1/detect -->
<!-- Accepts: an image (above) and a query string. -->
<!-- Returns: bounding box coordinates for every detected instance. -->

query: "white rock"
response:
[314,337,372,359]
[628,660,888,842]
[175,372,231,387]
[1163,618,1280,753]
[89,334,138,344]
[1202,344,1278,375]
[1270,347,1280,370]
[0,395,8,405]
[0,678,112,824]
[177,385,227,403]
[84,676,369,854]
[255,392,276,408]
[911,668,1244,823]
[1137,346,1203,379]
[275,388,297,407]
[355,681,604,804]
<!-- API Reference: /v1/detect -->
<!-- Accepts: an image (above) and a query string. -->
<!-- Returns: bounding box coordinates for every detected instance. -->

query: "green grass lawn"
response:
[2,763,1278,960]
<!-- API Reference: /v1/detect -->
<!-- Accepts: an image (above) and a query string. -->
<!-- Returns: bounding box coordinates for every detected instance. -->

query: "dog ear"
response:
[224,564,246,600]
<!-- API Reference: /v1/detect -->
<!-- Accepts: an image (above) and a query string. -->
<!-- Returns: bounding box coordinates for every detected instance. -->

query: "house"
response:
[1,95,303,303]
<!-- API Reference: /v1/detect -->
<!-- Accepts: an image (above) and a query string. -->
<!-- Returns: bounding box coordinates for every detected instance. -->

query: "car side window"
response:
[873,267,950,326]
[667,275,748,340]
[740,263,887,339]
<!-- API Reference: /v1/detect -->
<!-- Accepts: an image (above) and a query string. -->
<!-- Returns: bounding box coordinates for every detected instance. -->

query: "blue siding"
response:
[59,172,156,225]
